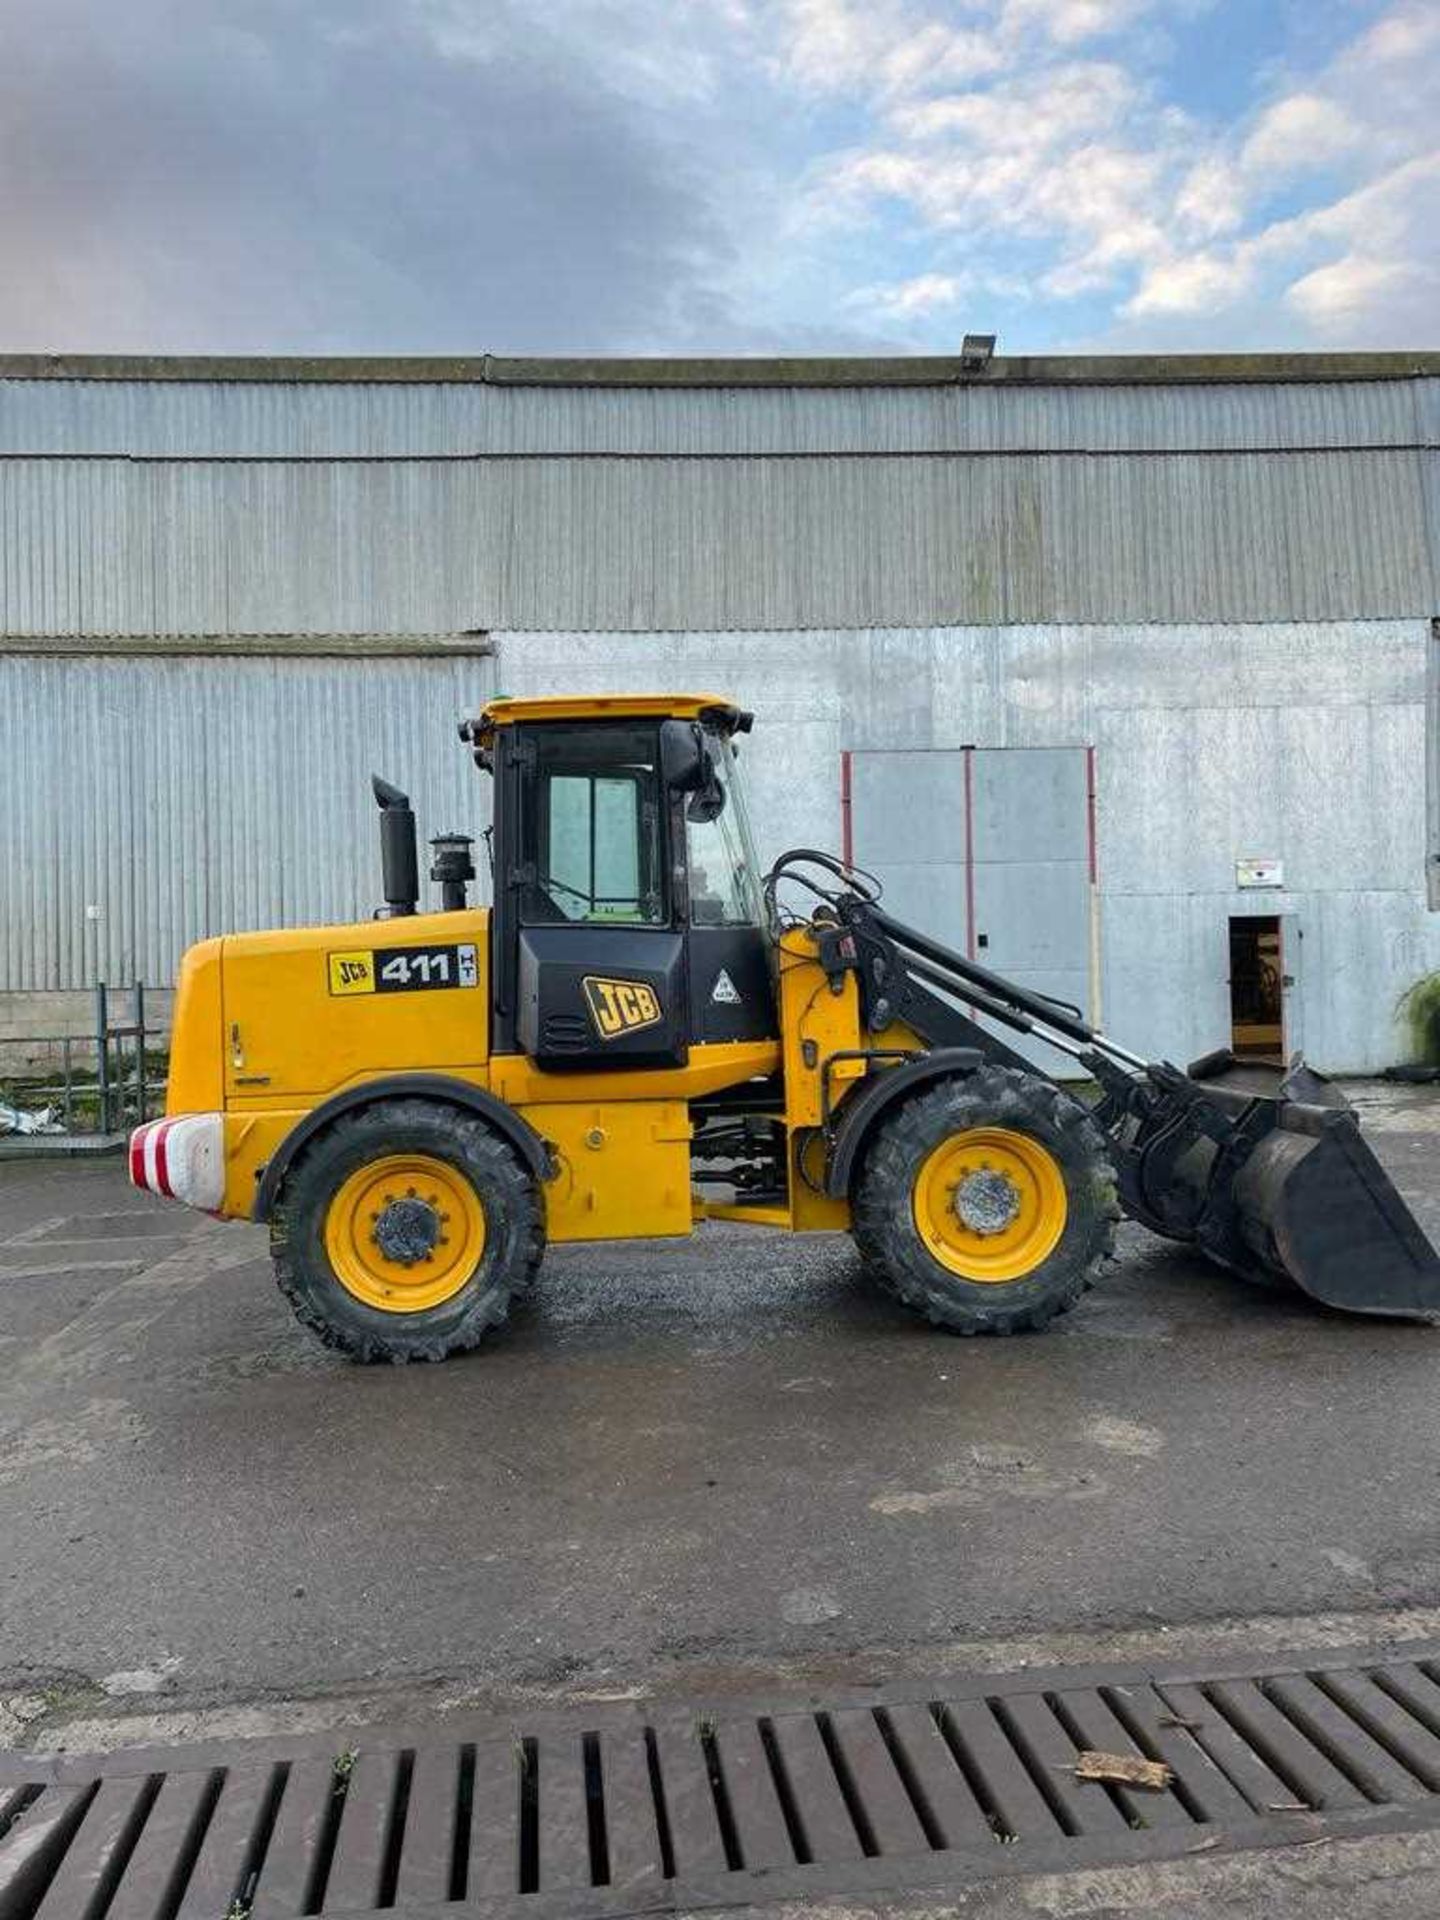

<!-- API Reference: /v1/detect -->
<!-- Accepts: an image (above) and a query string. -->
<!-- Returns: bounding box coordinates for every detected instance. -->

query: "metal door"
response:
[970,749,1093,1057]
[1279,915,1303,1058]
[844,749,969,955]
[845,746,1095,1075]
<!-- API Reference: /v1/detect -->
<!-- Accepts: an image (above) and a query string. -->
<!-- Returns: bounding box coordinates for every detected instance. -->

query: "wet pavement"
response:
[1,1084,1439,1729]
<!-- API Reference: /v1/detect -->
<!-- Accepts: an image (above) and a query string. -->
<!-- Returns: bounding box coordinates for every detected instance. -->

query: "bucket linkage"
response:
[780,857,1440,1326]
[1087,1050,1440,1322]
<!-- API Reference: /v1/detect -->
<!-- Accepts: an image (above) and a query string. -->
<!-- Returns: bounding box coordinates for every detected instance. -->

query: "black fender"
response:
[824,1048,985,1198]
[251,1073,556,1222]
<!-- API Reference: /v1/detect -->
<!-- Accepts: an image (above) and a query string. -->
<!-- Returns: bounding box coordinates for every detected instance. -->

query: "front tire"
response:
[852,1067,1117,1335]
[270,1098,543,1362]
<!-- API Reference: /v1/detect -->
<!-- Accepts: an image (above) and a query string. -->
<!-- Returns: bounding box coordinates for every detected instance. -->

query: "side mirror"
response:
[659,718,706,793]
[686,782,725,825]
[662,720,727,823]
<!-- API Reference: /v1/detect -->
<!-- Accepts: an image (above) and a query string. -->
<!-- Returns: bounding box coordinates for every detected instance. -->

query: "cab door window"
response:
[521,725,665,925]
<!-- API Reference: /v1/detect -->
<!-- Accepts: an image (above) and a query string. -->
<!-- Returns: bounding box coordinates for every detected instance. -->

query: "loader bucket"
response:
[1122,1053,1440,1323]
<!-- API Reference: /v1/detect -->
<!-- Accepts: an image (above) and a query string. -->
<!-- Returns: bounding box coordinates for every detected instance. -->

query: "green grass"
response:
[1397,974,1440,1066]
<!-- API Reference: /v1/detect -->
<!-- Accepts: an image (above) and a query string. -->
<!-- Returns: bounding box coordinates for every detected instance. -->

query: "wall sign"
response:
[1236,857,1284,889]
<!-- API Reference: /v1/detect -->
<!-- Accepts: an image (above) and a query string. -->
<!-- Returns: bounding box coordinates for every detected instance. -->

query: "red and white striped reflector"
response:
[128,1113,225,1213]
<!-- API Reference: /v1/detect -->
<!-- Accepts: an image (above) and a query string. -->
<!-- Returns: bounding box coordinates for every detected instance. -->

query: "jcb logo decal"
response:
[328,950,375,995]
[582,976,662,1039]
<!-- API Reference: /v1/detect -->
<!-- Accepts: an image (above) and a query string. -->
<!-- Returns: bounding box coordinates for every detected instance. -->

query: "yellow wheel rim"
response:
[911,1127,1068,1283]
[324,1153,486,1314]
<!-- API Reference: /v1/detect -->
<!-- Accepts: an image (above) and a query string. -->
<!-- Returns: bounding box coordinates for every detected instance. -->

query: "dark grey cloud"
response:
[0,0,810,353]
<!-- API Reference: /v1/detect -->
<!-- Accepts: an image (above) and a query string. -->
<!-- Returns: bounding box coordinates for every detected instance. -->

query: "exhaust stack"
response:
[372,775,418,917]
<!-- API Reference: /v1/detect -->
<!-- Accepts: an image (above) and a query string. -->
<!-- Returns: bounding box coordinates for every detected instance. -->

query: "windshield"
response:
[685,733,765,928]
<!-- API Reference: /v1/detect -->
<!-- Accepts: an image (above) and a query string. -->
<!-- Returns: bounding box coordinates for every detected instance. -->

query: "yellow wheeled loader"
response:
[131,693,1440,1360]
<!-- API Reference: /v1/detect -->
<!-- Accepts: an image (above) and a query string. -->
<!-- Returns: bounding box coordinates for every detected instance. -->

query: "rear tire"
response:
[852,1067,1117,1335]
[270,1098,544,1362]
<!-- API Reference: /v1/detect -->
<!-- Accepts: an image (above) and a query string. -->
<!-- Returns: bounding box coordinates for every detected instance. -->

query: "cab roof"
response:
[476,693,749,733]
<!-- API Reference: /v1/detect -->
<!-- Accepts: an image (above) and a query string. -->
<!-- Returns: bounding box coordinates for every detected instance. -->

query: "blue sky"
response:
[1,0,1434,354]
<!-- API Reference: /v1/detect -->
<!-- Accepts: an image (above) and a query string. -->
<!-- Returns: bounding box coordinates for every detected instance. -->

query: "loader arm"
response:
[768,851,1440,1324]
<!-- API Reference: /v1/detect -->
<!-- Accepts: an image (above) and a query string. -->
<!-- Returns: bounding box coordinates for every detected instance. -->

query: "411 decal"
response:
[328,943,480,997]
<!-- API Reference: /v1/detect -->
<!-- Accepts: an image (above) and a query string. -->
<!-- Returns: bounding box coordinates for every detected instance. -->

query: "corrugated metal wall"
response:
[0,448,1432,632]
[0,372,1435,633]
[1,617,1434,1067]
[0,374,1431,454]
[490,621,1440,1074]
[0,651,493,990]
[20,614,1430,1060]
[1,365,1437,1068]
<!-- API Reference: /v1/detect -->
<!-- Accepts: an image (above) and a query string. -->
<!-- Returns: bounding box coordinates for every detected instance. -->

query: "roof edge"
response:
[0,350,1435,387]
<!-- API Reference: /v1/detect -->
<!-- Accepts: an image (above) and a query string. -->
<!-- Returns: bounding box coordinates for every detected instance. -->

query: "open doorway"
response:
[1229,915,1285,1061]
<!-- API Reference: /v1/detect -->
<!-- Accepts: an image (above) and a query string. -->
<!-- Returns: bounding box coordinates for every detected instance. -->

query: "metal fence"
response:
[0,984,161,1138]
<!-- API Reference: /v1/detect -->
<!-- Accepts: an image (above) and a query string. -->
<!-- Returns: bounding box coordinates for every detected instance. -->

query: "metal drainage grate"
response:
[10,1643,1440,1917]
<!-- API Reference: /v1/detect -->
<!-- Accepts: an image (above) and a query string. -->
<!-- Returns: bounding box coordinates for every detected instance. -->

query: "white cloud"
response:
[878,22,1009,93]
[777,0,1005,94]
[818,58,1172,307]
[775,0,1175,99]
[1001,0,1159,47]
[1125,250,1250,316]
[888,58,1136,145]
[1239,93,1359,177]
[1277,152,1440,258]
[779,0,892,90]
[850,271,969,316]
[1285,254,1428,328]
[1353,3,1440,67]
[1041,204,1170,294]
[1173,155,1245,239]
[1264,153,1440,340]
[802,0,1440,348]
[5,0,1432,356]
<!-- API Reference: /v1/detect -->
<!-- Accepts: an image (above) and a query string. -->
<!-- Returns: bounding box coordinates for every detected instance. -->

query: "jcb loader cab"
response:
[132,693,1440,1361]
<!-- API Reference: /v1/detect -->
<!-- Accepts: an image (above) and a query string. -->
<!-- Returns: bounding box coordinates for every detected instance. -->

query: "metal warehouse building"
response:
[1,348,1438,1073]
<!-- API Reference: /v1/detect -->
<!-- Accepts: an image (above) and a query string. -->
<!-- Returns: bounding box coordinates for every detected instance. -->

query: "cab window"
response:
[521,725,665,925]
[684,736,761,926]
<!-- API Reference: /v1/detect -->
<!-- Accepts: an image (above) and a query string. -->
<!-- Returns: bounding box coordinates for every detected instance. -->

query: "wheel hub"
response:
[952,1166,1024,1237]
[325,1153,483,1314]
[372,1194,442,1266]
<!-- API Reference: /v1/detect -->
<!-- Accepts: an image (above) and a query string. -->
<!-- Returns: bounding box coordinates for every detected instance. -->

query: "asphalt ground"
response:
[2,1083,1440,1734]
